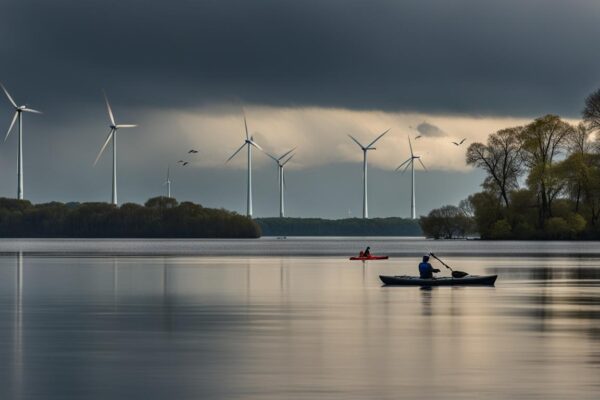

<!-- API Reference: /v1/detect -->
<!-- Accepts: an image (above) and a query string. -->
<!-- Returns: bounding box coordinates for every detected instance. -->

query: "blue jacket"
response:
[419,262,434,279]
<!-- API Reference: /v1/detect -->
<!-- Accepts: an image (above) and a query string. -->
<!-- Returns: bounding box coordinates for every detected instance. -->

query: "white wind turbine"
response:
[264,148,296,217]
[163,165,171,198]
[93,91,137,205]
[396,136,427,219]
[226,114,265,217]
[348,128,390,218]
[1,83,42,200]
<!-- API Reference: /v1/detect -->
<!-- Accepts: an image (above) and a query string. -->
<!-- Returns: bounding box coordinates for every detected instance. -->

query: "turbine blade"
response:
[277,147,296,161]
[93,129,115,166]
[103,90,116,126]
[243,112,249,140]
[400,160,412,175]
[282,169,287,189]
[367,128,390,148]
[249,140,264,151]
[418,158,428,171]
[395,158,412,171]
[115,124,137,128]
[0,83,17,108]
[408,136,414,157]
[348,134,365,149]
[4,112,18,142]
[281,153,295,166]
[264,150,279,163]
[226,142,246,162]
[22,107,42,114]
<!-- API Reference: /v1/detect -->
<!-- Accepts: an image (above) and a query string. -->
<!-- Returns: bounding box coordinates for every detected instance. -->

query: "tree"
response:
[419,205,474,239]
[466,127,523,208]
[519,115,575,226]
[583,88,600,132]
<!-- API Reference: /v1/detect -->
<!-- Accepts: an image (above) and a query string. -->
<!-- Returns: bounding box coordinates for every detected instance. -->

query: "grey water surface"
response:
[0,239,598,399]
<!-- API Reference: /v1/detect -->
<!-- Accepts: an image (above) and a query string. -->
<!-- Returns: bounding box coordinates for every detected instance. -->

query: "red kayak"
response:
[349,255,389,261]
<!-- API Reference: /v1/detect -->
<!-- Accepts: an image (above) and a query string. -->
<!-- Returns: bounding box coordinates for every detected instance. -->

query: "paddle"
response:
[429,253,469,278]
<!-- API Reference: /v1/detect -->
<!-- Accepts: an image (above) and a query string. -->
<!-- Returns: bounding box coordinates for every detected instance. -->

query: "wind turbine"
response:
[264,148,296,217]
[226,114,264,217]
[396,136,427,219]
[348,129,390,218]
[1,83,42,200]
[93,91,137,205]
[163,165,171,198]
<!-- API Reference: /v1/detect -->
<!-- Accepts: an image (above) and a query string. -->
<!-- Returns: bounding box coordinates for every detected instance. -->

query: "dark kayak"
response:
[379,275,497,286]
[350,255,389,261]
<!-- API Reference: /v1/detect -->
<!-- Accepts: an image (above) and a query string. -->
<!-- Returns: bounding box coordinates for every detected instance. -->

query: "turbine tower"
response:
[396,136,427,219]
[264,148,296,217]
[163,165,171,198]
[226,114,264,217]
[1,83,42,200]
[348,129,390,218]
[93,91,137,205]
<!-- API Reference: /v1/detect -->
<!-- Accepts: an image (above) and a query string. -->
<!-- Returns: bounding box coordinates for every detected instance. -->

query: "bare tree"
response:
[583,88,600,132]
[466,127,523,208]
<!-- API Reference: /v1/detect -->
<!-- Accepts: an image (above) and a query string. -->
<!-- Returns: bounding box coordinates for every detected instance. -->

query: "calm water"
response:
[0,239,599,399]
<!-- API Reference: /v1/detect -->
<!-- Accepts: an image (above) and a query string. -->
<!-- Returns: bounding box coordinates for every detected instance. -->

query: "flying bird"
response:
[188,149,198,153]
[452,138,467,146]
[415,135,422,140]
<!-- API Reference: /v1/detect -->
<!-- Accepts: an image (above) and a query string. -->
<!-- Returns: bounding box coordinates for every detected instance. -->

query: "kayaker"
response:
[363,246,371,257]
[419,254,440,279]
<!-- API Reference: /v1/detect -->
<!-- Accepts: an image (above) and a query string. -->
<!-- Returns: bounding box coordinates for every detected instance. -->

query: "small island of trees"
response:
[421,88,600,240]
[0,197,260,238]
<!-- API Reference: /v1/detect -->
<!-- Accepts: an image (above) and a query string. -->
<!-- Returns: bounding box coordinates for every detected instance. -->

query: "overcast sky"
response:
[0,0,598,218]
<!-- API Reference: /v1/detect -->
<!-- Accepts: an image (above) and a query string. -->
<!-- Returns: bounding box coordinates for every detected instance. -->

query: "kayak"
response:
[379,275,497,286]
[350,255,389,261]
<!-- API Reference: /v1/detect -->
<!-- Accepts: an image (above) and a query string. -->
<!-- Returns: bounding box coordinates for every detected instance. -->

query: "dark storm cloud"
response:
[2,0,600,117]
[416,122,446,137]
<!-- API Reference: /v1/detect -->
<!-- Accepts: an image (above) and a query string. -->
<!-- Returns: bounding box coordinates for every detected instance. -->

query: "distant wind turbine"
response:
[348,129,390,218]
[93,91,137,205]
[1,83,42,200]
[264,148,296,217]
[163,165,171,198]
[226,113,265,217]
[396,136,427,219]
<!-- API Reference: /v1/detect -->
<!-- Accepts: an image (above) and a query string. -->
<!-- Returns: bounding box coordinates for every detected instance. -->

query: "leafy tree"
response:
[419,205,474,239]
[519,115,574,226]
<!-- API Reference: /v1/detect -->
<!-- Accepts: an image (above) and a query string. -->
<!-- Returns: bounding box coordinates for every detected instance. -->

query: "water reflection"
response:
[0,254,598,399]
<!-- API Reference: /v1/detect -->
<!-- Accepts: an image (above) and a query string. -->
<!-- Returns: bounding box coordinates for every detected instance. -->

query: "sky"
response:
[0,0,599,218]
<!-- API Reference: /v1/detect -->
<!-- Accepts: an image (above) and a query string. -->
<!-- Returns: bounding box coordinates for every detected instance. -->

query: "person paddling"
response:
[363,246,371,257]
[419,254,440,279]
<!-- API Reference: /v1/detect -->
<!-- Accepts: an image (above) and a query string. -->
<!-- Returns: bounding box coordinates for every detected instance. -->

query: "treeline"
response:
[424,88,600,240]
[419,204,475,239]
[0,197,260,238]
[256,217,422,236]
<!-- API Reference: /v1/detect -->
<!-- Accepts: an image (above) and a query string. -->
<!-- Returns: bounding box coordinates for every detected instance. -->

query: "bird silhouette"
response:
[182,162,189,166]
[452,138,467,146]
[415,135,422,139]
[188,149,198,153]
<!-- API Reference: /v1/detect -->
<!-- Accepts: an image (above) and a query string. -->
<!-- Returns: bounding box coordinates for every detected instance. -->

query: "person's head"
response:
[422,254,430,262]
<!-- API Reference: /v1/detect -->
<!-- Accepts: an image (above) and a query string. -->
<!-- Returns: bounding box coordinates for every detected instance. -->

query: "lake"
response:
[0,238,598,399]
